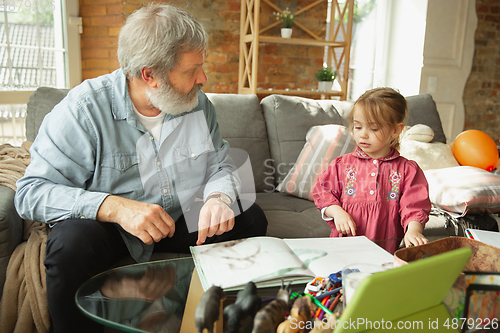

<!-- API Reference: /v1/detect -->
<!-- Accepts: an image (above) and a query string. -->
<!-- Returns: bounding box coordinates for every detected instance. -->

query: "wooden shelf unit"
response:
[238,0,354,100]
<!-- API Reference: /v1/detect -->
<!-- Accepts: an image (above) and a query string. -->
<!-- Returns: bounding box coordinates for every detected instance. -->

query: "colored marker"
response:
[315,286,342,301]
[318,300,330,320]
[329,292,342,312]
[291,292,334,316]
[315,296,329,317]
[466,229,474,240]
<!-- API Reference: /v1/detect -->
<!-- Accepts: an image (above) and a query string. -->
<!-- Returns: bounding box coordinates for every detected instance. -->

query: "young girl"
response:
[312,87,431,254]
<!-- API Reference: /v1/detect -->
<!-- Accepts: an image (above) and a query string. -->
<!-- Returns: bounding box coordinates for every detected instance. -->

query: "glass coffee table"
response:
[76,257,197,333]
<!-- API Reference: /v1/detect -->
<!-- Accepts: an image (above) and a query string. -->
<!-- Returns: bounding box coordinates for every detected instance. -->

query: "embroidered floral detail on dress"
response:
[383,152,395,160]
[355,146,397,161]
[387,170,401,201]
[345,166,356,197]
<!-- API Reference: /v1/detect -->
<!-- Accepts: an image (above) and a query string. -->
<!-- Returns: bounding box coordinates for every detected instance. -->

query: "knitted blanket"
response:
[0,142,51,333]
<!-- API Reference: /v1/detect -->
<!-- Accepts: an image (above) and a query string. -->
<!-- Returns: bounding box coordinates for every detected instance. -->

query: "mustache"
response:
[187,83,204,100]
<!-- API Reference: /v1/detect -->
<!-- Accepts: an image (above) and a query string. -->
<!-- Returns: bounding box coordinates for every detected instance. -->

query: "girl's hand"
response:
[404,221,428,247]
[325,205,357,236]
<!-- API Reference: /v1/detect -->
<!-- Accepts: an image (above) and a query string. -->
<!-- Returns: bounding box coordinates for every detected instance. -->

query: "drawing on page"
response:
[198,239,261,271]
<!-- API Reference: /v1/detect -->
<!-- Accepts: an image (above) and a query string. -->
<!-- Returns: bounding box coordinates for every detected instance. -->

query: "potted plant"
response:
[274,8,294,38]
[315,66,337,92]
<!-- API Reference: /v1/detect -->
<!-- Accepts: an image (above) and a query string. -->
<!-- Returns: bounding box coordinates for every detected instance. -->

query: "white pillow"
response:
[399,140,459,171]
[425,166,500,215]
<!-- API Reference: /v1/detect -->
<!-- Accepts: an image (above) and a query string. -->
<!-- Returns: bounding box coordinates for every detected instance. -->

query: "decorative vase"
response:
[318,81,333,92]
[281,28,292,38]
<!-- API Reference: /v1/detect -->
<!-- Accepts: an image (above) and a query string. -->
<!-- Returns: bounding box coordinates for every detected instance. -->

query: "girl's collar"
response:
[354,146,400,161]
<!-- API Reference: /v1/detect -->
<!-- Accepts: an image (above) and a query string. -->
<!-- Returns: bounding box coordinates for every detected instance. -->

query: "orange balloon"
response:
[453,130,499,171]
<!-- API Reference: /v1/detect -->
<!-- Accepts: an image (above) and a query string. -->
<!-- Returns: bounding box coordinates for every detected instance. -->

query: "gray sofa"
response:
[0,88,456,297]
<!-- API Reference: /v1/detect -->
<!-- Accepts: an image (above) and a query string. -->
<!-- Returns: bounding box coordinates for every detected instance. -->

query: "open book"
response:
[190,236,393,292]
[466,228,500,248]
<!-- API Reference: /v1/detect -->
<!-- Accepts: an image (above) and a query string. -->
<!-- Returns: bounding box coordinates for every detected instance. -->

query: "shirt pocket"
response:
[174,142,213,192]
[99,153,144,197]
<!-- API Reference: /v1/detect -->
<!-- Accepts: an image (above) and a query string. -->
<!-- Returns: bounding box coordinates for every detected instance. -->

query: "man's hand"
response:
[97,195,175,245]
[197,198,235,245]
[101,265,176,300]
[325,205,357,236]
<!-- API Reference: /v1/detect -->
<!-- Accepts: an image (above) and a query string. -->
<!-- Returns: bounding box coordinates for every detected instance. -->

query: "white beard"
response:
[146,79,203,116]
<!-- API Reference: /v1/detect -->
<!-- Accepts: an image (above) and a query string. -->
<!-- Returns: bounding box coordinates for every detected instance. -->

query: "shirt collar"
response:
[110,69,134,121]
[354,146,400,161]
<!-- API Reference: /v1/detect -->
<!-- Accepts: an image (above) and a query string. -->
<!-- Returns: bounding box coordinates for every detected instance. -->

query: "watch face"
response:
[219,194,231,205]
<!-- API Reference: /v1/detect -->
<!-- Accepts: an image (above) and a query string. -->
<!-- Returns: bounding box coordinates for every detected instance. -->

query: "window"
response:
[347,0,427,100]
[0,0,81,145]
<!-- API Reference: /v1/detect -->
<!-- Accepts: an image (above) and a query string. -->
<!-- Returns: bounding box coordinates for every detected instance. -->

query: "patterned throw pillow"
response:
[277,125,356,201]
[424,166,500,216]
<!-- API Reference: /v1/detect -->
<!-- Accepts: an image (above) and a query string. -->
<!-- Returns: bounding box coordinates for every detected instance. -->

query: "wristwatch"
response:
[206,193,232,206]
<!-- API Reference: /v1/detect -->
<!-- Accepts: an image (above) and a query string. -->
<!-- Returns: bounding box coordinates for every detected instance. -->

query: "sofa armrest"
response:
[0,185,23,296]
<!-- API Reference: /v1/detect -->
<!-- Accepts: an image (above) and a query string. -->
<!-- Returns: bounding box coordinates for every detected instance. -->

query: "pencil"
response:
[318,300,330,320]
[315,296,329,317]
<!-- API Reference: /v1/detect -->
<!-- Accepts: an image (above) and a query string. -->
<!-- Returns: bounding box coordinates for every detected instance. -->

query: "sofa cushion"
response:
[261,95,348,187]
[206,93,273,193]
[277,124,356,201]
[26,87,70,142]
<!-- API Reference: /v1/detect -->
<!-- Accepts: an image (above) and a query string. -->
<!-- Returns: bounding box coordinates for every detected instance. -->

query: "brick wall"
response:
[463,0,500,143]
[79,0,124,81]
[79,0,328,93]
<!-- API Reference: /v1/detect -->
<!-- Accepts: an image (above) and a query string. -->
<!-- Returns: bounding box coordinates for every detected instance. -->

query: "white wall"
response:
[419,0,477,142]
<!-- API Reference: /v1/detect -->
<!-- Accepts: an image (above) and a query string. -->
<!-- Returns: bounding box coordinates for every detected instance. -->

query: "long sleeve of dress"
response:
[398,160,431,230]
[312,156,343,211]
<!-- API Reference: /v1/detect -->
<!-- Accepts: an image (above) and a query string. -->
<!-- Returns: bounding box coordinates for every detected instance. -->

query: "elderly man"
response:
[15,4,267,332]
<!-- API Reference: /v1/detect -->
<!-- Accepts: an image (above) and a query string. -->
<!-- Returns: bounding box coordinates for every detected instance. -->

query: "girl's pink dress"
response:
[312,147,431,254]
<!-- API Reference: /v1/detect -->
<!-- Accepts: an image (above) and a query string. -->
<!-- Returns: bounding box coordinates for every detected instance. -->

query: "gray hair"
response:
[118,4,208,79]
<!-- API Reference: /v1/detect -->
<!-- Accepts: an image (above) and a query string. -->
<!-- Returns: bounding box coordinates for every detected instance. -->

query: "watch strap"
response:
[205,193,232,206]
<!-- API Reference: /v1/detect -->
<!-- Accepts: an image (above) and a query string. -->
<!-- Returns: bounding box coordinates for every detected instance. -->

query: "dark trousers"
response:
[44,201,268,333]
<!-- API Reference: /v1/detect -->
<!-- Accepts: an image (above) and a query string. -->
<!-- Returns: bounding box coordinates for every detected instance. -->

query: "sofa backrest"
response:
[26,88,446,194]
[260,95,349,187]
[26,87,70,142]
[405,93,447,144]
[205,93,272,192]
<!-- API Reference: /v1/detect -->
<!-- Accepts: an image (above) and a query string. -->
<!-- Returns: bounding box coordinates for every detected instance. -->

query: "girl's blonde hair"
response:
[348,87,408,150]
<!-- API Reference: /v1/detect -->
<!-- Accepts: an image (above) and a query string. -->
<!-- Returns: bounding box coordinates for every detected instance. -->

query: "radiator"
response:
[0,104,27,146]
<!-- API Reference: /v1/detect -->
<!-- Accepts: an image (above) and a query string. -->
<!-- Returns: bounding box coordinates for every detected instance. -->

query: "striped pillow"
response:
[277,125,356,201]
[424,166,500,216]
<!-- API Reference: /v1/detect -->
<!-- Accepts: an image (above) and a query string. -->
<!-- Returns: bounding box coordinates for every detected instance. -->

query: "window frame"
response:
[0,0,81,105]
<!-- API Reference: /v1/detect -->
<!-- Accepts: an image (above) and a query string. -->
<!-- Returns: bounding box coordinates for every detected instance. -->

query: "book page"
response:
[191,237,315,290]
[466,229,500,248]
[284,236,394,279]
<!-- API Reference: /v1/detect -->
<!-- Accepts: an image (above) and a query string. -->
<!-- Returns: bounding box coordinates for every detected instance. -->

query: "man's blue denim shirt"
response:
[15,69,238,262]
